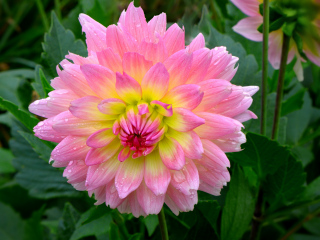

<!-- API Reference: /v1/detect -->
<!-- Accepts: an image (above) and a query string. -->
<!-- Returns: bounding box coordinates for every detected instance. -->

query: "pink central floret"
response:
[117,113,164,161]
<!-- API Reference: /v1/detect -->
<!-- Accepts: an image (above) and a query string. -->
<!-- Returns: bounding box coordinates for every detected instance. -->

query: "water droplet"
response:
[68,161,74,165]
[67,169,72,173]
[65,119,69,122]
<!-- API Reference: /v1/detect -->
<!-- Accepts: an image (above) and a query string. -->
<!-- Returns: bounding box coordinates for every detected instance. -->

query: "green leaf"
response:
[228,132,289,179]
[128,233,143,240]
[32,66,54,98]
[41,12,87,78]
[18,131,55,162]
[0,97,39,132]
[23,206,45,240]
[0,148,15,173]
[285,83,313,145]
[281,88,305,116]
[109,222,122,240]
[196,200,221,235]
[264,154,306,210]
[0,69,35,106]
[303,217,320,236]
[143,215,159,237]
[299,176,320,201]
[0,202,24,240]
[10,121,80,199]
[57,203,81,240]
[221,165,255,240]
[71,213,112,240]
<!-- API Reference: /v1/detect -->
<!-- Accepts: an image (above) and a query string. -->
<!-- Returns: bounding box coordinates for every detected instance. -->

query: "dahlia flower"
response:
[29,2,258,217]
[231,0,320,81]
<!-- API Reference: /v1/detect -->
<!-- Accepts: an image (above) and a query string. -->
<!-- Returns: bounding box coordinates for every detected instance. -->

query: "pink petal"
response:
[50,77,70,90]
[186,48,213,84]
[122,52,153,83]
[138,37,169,63]
[86,154,120,190]
[230,0,261,17]
[51,136,90,162]
[144,151,171,195]
[268,30,283,69]
[105,180,125,208]
[137,102,149,115]
[159,136,185,171]
[65,53,98,65]
[205,47,239,81]
[87,128,117,148]
[96,48,123,73]
[198,181,222,196]
[233,16,263,42]
[118,147,131,162]
[212,86,258,118]
[304,41,320,66]
[53,111,112,136]
[116,72,142,104]
[137,181,165,215]
[198,139,230,171]
[98,98,126,115]
[117,192,146,217]
[161,84,203,110]
[164,108,205,132]
[58,64,97,97]
[124,2,149,43]
[115,156,144,198]
[212,131,246,152]
[166,129,203,160]
[63,160,88,184]
[148,13,167,37]
[79,14,107,54]
[233,110,258,123]
[47,89,78,111]
[89,186,106,205]
[171,159,199,195]
[293,55,304,81]
[194,79,232,112]
[187,33,205,52]
[85,139,121,166]
[150,100,173,117]
[80,64,118,99]
[69,96,113,121]
[34,117,66,143]
[194,112,243,139]
[165,184,198,215]
[29,98,57,118]
[163,23,185,56]
[164,49,193,89]
[196,163,229,191]
[141,62,169,101]
[106,25,137,57]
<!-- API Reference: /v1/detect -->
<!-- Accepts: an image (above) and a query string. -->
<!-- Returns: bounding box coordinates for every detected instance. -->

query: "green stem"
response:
[271,33,290,140]
[111,210,130,239]
[158,208,169,240]
[280,207,320,240]
[260,0,269,135]
[35,0,49,31]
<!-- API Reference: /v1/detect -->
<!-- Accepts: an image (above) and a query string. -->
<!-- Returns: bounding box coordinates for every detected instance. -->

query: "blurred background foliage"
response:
[0,0,320,239]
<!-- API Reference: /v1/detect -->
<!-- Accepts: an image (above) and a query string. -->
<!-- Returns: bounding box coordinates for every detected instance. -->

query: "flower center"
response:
[116,109,165,161]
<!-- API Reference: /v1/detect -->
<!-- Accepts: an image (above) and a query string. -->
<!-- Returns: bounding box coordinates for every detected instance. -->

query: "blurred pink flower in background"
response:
[231,0,320,81]
[29,2,258,217]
